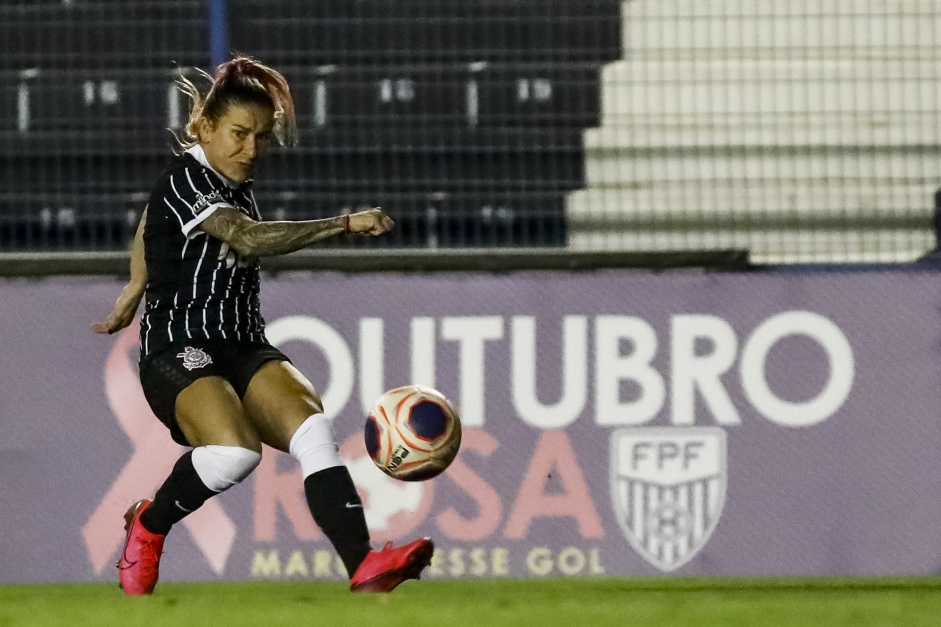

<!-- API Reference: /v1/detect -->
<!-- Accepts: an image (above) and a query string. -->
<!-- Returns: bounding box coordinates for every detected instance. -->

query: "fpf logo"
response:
[609,428,726,571]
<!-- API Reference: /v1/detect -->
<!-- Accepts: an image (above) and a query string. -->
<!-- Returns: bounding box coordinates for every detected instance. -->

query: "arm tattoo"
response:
[201,207,345,257]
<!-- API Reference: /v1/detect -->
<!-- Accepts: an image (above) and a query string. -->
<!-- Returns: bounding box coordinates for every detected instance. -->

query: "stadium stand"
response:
[0,0,207,251]
[230,0,621,248]
[0,0,622,251]
[228,0,622,65]
[568,0,941,262]
[0,1,207,70]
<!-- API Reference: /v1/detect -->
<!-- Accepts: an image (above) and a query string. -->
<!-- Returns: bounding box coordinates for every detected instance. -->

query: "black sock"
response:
[304,466,371,577]
[140,451,218,536]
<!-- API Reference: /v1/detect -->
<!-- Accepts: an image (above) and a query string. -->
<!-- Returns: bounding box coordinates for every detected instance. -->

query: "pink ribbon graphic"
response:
[82,319,236,575]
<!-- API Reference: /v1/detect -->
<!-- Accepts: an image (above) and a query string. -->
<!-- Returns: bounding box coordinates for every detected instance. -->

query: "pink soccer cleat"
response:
[349,538,434,593]
[117,499,166,595]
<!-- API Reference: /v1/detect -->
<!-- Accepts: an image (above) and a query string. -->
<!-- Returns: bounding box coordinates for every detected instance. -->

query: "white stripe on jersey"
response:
[172,236,188,343]
[237,274,247,341]
[200,169,218,193]
[169,293,178,343]
[206,254,220,339]
[217,271,227,340]
[163,196,185,229]
[171,174,197,215]
[232,273,241,341]
[185,237,210,339]
[183,169,204,209]
[142,304,152,355]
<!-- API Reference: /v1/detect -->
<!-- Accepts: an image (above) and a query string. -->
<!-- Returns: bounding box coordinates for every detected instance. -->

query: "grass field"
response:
[2,577,941,627]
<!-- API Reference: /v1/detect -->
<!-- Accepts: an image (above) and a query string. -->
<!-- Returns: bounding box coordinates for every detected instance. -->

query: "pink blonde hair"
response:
[177,56,297,147]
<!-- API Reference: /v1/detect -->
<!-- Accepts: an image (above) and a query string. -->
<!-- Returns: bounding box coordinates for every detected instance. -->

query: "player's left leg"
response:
[242,359,433,591]
[242,359,371,576]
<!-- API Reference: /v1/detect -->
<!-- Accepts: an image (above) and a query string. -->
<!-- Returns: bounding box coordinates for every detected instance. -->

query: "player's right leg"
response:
[123,347,263,595]
[138,375,262,537]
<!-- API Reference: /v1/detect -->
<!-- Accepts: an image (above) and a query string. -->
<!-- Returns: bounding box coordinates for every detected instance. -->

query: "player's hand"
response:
[91,285,144,334]
[347,208,394,237]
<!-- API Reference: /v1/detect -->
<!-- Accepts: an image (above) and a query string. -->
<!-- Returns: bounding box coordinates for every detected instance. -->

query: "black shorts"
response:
[139,341,290,446]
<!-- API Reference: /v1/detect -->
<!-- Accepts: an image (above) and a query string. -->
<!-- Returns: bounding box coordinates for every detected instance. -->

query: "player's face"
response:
[199,102,276,183]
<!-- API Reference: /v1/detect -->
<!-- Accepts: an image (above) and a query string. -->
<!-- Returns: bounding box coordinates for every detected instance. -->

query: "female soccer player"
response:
[93,56,433,595]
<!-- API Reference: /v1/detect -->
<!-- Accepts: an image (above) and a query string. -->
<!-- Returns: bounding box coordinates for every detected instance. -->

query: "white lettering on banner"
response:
[265,312,853,429]
[440,317,504,427]
[359,318,385,413]
[740,311,854,427]
[411,317,437,389]
[595,316,665,426]
[265,316,354,421]
[512,316,588,429]
[671,316,740,426]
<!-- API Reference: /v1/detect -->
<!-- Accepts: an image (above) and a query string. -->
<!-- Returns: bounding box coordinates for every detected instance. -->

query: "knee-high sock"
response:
[140,445,261,536]
[290,415,371,576]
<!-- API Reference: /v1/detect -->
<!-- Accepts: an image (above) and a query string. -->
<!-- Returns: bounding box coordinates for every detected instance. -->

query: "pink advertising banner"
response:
[2,268,941,583]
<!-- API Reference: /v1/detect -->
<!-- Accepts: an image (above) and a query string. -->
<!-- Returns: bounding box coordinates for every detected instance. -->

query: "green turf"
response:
[3,578,941,627]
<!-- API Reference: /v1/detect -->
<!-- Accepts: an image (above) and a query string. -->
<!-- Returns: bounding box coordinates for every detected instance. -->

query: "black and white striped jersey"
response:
[139,145,267,359]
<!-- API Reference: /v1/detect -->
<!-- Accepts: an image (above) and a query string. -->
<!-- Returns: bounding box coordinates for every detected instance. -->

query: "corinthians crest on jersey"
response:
[177,346,213,371]
[609,427,727,572]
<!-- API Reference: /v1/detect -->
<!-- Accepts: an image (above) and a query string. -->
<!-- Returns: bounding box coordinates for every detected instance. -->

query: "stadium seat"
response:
[290,67,468,130]
[13,73,173,133]
[0,127,584,195]
[0,198,142,251]
[0,1,208,70]
[230,0,623,65]
[0,151,172,195]
[0,77,21,133]
[279,64,603,130]
[228,191,566,248]
[475,66,601,129]
[0,191,566,250]
[258,127,586,193]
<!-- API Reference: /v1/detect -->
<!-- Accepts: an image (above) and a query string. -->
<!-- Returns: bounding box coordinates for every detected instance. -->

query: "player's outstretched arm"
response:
[200,206,394,257]
[92,207,149,334]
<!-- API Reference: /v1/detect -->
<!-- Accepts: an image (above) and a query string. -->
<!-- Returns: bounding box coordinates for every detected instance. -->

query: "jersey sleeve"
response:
[162,165,234,239]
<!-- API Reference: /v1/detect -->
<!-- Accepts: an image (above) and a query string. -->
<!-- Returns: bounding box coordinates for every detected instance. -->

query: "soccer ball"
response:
[365,385,462,481]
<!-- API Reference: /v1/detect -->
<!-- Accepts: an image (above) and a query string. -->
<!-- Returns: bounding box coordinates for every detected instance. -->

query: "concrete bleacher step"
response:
[627,0,939,18]
[583,153,941,189]
[600,57,940,95]
[593,59,940,146]
[565,0,940,263]
[584,120,939,150]
[565,183,936,220]
[589,57,940,145]
[623,0,939,59]
[567,227,936,264]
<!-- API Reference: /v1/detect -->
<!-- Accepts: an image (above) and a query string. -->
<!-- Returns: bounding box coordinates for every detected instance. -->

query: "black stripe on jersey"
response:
[140,153,267,359]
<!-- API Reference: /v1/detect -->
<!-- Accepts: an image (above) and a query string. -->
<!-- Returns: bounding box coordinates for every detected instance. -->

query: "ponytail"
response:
[176,56,297,148]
